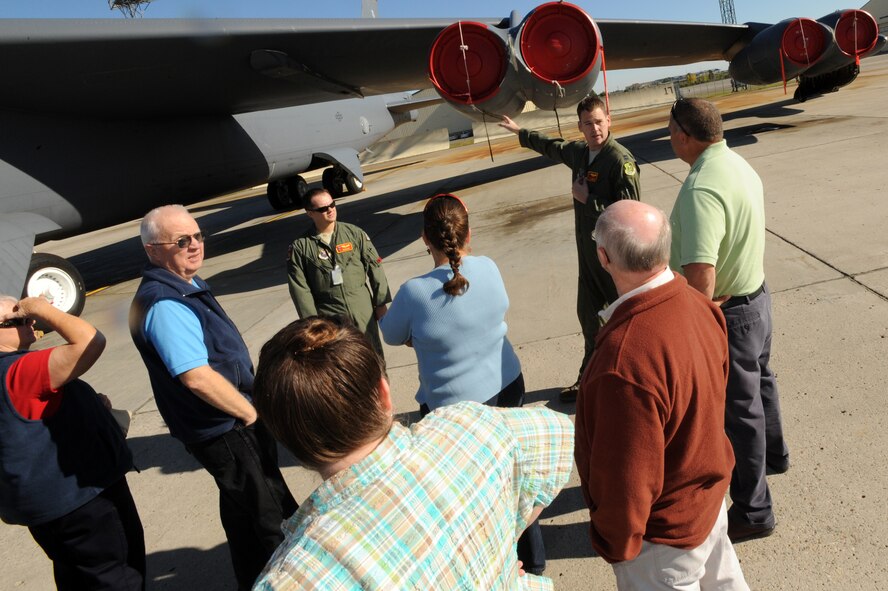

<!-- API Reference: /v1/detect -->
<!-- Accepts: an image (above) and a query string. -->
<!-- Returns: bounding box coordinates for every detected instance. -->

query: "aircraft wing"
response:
[596,20,754,69]
[0,17,752,118]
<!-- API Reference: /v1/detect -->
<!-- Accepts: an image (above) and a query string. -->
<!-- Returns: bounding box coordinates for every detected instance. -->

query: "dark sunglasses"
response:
[670,99,692,138]
[151,231,205,249]
[0,317,33,328]
[308,202,336,214]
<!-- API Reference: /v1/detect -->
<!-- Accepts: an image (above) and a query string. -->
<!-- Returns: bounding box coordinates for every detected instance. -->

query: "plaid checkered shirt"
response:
[254,402,574,590]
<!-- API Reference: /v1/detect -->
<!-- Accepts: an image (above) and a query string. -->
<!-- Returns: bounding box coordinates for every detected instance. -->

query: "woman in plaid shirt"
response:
[251,317,574,590]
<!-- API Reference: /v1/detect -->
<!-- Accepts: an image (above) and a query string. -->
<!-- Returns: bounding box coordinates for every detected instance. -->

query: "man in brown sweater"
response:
[575,200,748,589]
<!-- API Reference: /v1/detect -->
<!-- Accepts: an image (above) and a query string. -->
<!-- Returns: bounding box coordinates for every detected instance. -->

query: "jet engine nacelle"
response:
[512,2,602,112]
[427,21,525,119]
[428,2,601,120]
[801,10,880,77]
[728,18,831,85]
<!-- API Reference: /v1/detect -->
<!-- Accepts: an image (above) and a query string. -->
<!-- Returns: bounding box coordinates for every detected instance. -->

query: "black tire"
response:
[322,168,343,198]
[23,253,86,318]
[266,180,292,211]
[344,174,364,196]
[286,176,308,207]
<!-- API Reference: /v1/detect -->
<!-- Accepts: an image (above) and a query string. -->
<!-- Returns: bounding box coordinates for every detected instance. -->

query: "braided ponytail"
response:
[423,194,470,296]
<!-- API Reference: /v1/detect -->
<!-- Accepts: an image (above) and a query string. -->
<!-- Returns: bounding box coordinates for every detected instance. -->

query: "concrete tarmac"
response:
[3,54,887,589]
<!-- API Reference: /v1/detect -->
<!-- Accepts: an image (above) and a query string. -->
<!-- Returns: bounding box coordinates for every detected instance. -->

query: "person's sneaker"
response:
[559,380,580,403]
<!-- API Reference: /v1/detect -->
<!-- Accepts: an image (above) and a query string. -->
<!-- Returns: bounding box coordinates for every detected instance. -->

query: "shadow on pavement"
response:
[149,543,234,590]
[128,432,299,475]
[541,485,587,520]
[540,521,599,561]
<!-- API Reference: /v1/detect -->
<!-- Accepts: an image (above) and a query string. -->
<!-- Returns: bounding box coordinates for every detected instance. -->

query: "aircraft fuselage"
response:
[0,94,397,243]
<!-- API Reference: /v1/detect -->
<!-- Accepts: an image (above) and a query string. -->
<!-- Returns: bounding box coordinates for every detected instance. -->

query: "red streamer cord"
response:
[600,45,610,115]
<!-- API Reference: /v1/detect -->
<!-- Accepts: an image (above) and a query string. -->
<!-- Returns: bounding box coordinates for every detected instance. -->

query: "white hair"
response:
[140,204,191,246]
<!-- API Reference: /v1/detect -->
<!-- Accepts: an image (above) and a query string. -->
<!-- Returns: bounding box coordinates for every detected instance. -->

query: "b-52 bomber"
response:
[0,2,883,316]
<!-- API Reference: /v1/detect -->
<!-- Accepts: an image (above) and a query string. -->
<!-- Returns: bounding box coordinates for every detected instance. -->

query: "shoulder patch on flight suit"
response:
[318,249,330,260]
[623,161,637,176]
[335,242,354,254]
[586,171,599,183]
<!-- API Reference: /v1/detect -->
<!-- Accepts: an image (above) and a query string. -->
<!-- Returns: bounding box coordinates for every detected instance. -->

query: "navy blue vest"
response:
[0,351,132,526]
[129,264,254,444]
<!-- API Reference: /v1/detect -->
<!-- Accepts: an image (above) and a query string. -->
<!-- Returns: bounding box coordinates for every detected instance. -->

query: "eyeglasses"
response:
[0,317,33,328]
[670,100,692,138]
[308,202,336,214]
[150,231,205,249]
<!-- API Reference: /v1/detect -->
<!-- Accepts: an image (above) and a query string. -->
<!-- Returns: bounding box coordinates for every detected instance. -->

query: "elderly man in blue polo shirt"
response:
[129,205,297,590]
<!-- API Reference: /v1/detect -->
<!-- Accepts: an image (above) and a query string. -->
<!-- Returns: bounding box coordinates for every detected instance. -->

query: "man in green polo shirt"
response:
[500,93,640,402]
[667,97,789,545]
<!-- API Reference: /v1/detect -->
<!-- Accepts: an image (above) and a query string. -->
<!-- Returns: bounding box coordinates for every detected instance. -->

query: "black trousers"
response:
[29,477,146,591]
[186,420,298,591]
[420,373,546,573]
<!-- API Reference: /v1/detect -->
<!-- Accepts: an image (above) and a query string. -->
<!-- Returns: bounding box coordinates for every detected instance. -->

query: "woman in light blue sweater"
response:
[378,193,523,414]
[378,193,545,575]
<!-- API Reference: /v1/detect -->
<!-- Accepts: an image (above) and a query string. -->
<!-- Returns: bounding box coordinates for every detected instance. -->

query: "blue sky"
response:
[0,0,868,89]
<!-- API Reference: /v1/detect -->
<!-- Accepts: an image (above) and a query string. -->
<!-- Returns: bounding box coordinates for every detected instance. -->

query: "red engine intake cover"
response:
[518,1,600,84]
[833,10,878,57]
[781,18,828,66]
[428,21,508,105]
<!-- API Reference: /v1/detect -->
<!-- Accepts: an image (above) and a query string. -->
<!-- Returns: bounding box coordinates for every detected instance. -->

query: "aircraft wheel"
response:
[24,253,86,319]
[266,180,293,211]
[322,168,343,198]
[286,176,309,207]
[344,174,364,196]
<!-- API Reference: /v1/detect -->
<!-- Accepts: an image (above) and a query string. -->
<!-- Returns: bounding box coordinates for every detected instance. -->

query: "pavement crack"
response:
[767,228,888,303]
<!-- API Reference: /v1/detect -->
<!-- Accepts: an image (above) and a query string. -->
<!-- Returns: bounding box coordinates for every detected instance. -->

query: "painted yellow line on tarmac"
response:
[85,286,110,297]
[266,211,297,223]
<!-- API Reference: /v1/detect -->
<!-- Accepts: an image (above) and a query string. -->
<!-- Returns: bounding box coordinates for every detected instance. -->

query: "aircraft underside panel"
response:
[234,95,396,183]
[0,218,42,300]
[0,109,272,240]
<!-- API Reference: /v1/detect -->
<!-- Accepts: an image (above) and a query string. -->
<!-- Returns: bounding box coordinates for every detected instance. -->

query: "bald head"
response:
[595,200,671,273]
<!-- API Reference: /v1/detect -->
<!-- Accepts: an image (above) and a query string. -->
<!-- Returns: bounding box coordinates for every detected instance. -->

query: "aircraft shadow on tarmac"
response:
[70,156,561,297]
[70,98,799,300]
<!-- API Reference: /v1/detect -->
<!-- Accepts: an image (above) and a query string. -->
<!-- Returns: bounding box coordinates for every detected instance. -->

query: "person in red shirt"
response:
[575,201,748,590]
[0,295,144,590]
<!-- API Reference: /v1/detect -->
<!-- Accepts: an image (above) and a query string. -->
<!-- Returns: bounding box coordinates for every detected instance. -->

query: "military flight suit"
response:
[287,221,391,357]
[518,129,641,380]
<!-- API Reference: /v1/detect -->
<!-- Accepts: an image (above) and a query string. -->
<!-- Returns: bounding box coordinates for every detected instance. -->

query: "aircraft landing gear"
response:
[322,166,364,198]
[266,175,308,211]
[24,253,86,318]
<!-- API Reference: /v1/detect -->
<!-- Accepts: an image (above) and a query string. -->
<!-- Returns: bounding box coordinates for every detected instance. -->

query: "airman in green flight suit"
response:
[287,188,391,357]
[501,94,641,401]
